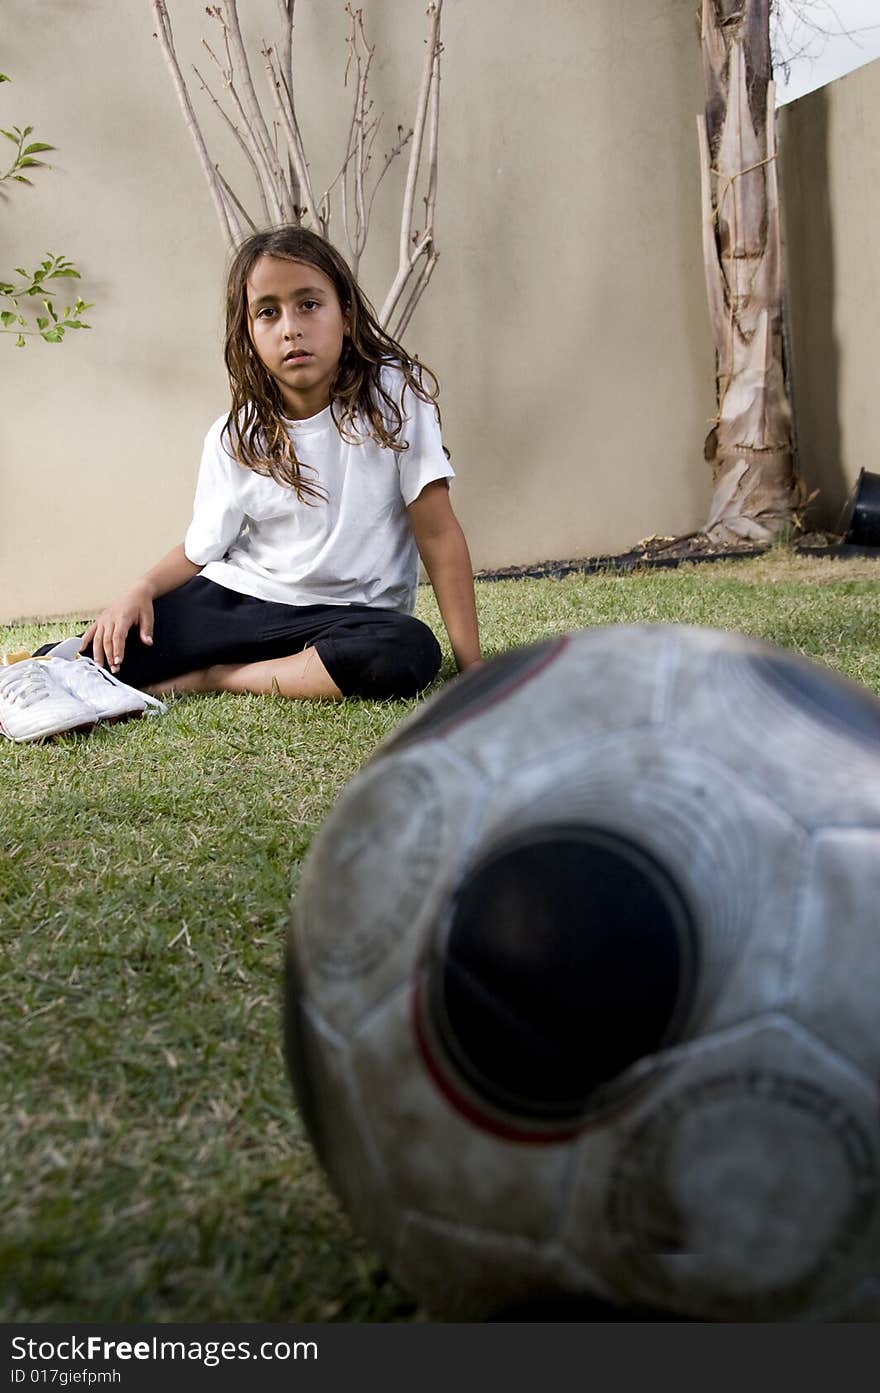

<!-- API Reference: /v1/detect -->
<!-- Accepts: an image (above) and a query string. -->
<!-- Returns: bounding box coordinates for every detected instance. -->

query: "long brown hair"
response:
[223,226,441,502]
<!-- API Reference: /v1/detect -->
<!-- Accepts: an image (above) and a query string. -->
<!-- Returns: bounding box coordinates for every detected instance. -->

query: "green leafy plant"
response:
[0,72,93,346]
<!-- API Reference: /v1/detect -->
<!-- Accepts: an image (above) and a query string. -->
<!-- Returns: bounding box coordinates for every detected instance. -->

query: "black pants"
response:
[82,578,443,700]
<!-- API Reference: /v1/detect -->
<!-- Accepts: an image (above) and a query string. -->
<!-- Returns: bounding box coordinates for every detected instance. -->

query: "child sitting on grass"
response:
[1,226,480,741]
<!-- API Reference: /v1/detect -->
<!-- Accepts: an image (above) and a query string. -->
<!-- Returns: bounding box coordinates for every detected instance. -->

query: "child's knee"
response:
[322,616,442,700]
[394,619,443,697]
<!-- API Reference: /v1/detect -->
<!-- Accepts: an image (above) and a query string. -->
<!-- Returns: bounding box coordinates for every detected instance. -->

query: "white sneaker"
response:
[49,655,167,723]
[41,636,85,662]
[0,658,97,742]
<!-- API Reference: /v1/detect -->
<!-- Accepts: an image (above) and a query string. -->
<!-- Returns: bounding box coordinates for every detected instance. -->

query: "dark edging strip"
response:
[474,542,880,584]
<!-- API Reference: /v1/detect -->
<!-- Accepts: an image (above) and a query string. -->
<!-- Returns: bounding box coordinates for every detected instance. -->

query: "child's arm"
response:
[81,543,202,673]
[408,481,482,673]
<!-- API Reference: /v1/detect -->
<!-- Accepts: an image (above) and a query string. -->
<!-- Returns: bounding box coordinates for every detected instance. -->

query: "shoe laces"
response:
[64,658,119,694]
[0,660,59,710]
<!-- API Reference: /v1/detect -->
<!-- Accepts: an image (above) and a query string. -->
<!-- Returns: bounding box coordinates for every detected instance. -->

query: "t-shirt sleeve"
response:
[395,381,455,507]
[183,419,247,566]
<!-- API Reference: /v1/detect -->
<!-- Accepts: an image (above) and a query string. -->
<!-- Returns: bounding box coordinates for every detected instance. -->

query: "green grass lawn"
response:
[1,554,879,1322]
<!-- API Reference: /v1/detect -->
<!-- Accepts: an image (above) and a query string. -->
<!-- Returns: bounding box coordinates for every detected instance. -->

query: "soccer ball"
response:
[283,624,880,1321]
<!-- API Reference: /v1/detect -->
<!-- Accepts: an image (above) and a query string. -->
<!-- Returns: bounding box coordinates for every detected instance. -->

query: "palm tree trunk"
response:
[698,0,798,544]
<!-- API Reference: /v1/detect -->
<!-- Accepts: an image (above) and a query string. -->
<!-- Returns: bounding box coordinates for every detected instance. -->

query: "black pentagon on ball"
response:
[749,650,880,748]
[422,825,698,1129]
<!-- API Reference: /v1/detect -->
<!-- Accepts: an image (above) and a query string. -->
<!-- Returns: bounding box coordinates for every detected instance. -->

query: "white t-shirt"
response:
[184,368,454,614]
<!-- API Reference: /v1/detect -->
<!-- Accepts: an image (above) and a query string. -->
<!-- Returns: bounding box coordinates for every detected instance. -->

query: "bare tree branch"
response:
[423,26,441,240]
[263,43,321,230]
[353,35,370,266]
[366,125,413,228]
[380,1,443,329]
[398,1,441,268]
[220,1,286,222]
[153,1,443,332]
[194,61,272,227]
[214,165,260,236]
[277,0,296,104]
[203,26,283,222]
[392,248,438,341]
[151,0,238,248]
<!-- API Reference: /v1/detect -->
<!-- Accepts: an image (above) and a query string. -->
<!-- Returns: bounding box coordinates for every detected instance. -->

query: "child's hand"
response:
[81,584,154,673]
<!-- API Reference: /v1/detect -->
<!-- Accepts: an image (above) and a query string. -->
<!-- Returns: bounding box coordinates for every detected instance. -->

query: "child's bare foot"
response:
[144,650,342,701]
[144,668,208,697]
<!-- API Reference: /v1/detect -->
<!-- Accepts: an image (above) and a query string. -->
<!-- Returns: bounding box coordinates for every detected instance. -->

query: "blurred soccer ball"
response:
[284,624,880,1321]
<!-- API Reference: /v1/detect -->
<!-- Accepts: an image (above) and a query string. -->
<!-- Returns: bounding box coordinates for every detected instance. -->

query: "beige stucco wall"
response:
[779,58,880,531]
[1,0,714,624]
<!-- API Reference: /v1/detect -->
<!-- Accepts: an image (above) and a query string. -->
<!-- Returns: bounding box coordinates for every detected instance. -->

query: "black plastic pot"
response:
[842,469,880,548]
